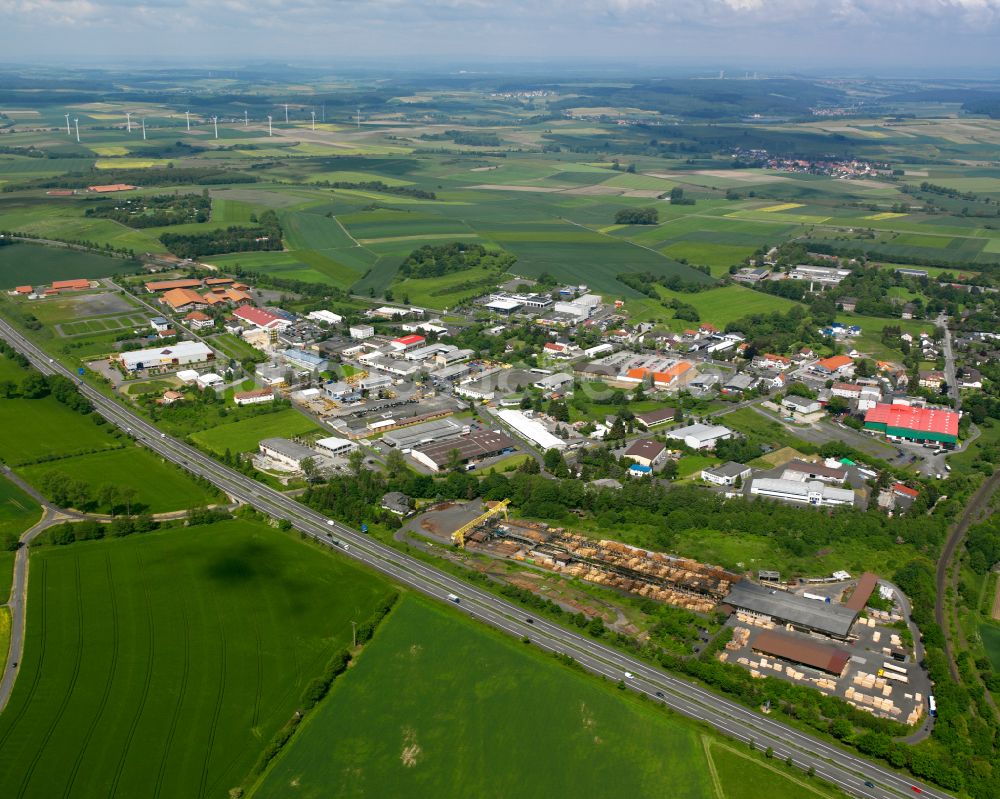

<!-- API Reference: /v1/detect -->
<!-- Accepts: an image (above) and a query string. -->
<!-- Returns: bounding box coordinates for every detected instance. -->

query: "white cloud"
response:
[0,0,997,65]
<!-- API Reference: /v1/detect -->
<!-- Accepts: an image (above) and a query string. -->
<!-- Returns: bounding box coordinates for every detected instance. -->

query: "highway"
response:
[0,317,953,799]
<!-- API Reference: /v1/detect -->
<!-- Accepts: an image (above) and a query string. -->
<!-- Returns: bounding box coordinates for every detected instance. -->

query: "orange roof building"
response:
[51,278,91,291]
[223,288,252,304]
[205,277,234,286]
[146,278,202,293]
[653,362,692,386]
[161,288,208,310]
[87,184,138,193]
[15,285,32,294]
[816,355,854,374]
[184,310,211,322]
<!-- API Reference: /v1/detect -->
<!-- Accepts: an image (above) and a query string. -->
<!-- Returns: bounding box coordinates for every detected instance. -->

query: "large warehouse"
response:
[496,409,566,451]
[864,403,959,446]
[117,341,214,372]
[752,630,851,677]
[381,418,467,450]
[410,430,517,472]
[724,581,859,639]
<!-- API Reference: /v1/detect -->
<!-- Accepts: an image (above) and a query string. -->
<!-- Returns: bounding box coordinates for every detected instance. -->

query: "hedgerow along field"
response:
[0,520,393,799]
[253,596,831,799]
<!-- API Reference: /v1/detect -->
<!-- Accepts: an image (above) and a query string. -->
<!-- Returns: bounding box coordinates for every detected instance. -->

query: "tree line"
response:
[161,209,282,259]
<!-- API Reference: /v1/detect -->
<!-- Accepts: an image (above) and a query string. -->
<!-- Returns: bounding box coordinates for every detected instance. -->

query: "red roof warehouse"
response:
[864,403,959,445]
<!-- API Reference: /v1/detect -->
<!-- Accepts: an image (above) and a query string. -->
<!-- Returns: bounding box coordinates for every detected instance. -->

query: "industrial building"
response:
[496,409,567,451]
[117,341,215,372]
[280,348,329,372]
[258,438,320,471]
[306,310,343,325]
[349,324,375,340]
[782,459,848,484]
[410,430,517,472]
[314,436,358,458]
[702,461,752,486]
[724,581,859,639]
[665,423,733,450]
[381,417,467,450]
[863,403,959,446]
[233,388,274,406]
[782,395,822,415]
[623,439,666,468]
[751,630,851,677]
[750,477,855,507]
[635,406,679,429]
[533,372,574,392]
[844,572,879,612]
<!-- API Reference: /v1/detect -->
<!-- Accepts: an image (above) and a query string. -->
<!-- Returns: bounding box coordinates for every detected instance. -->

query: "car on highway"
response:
[525,617,533,624]
[655,691,664,698]
[910,787,922,794]
[864,781,875,788]
[624,671,634,680]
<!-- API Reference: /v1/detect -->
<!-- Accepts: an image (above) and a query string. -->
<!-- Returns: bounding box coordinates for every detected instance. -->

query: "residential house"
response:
[184,310,214,330]
[918,370,945,391]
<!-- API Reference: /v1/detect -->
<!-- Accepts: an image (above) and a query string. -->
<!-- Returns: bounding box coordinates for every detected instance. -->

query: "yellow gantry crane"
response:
[452,499,510,548]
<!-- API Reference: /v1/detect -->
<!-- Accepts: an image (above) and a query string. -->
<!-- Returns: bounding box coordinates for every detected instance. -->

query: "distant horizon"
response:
[0,60,998,83]
[1,0,999,76]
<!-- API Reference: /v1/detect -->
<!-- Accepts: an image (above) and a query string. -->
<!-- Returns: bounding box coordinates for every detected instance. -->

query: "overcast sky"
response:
[1,0,998,74]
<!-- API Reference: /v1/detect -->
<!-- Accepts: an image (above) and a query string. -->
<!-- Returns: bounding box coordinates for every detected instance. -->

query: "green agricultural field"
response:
[646,284,801,330]
[982,622,1000,672]
[706,738,838,799]
[0,474,42,542]
[0,397,123,466]
[253,596,717,799]
[0,553,14,607]
[0,520,393,799]
[391,265,507,309]
[0,243,141,288]
[0,352,28,381]
[190,408,324,455]
[18,446,221,514]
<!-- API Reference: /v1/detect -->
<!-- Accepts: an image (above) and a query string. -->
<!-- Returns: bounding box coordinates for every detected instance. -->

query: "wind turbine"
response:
[311,110,315,131]
[321,103,325,123]
[141,119,147,141]
[126,112,132,133]
[244,109,248,127]
[267,115,273,136]
[74,118,80,143]
[185,110,191,132]
[356,107,361,130]
[64,114,71,135]
[213,116,218,139]
[284,104,289,124]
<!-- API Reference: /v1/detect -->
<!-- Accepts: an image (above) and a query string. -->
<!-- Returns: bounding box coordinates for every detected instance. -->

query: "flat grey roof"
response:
[725,581,858,638]
[706,461,750,478]
[382,417,465,449]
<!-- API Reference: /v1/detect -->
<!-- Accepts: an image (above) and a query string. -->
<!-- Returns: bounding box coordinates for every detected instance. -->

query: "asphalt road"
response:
[0,317,955,799]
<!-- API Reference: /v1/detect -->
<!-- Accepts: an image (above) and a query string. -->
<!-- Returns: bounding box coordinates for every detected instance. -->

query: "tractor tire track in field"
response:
[198,600,229,799]
[17,559,84,799]
[109,552,156,799]
[251,611,263,729]
[152,595,191,799]
[64,554,121,799]
[0,559,49,751]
